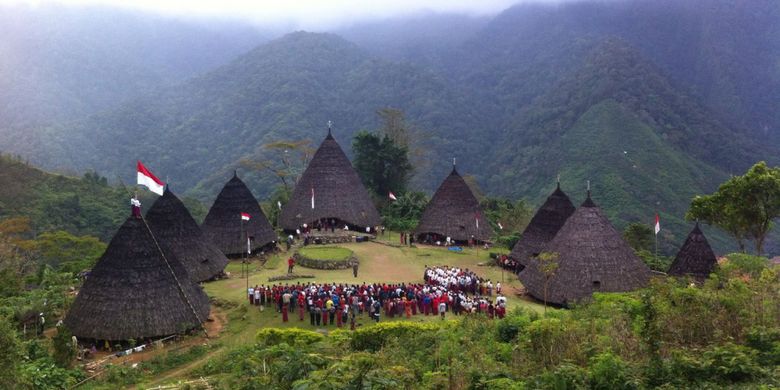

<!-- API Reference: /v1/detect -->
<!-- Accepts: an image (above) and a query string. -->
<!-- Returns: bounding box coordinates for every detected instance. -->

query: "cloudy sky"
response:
[0,0,536,28]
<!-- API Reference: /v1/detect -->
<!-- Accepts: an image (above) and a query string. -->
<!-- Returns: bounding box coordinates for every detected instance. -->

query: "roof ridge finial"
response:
[327,120,332,135]
[233,169,237,178]
[557,174,561,189]
[586,180,591,198]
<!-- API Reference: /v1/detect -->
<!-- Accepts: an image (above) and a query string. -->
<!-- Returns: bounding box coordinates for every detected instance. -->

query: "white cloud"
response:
[0,0,528,29]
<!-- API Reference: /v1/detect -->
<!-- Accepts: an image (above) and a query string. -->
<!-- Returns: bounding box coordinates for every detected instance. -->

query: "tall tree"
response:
[240,139,314,192]
[352,131,413,199]
[623,222,653,252]
[688,161,780,255]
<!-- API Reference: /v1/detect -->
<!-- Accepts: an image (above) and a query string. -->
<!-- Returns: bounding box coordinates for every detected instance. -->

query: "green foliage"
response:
[256,328,324,347]
[588,352,634,390]
[34,230,105,273]
[51,325,77,368]
[0,315,23,389]
[720,253,769,278]
[481,197,534,247]
[382,191,428,231]
[623,222,653,252]
[297,247,352,261]
[352,130,413,201]
[688,161,780,255]
[635,249,673,273]
[349,321,445,352]
[703,343,762,382]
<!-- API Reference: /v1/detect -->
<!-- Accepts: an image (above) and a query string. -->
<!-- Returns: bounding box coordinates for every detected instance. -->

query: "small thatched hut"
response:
[201,173,277,256]
[518,192,651,306]
[279,129,380,232]
[64,217,210,341]
[510,183,575,270]
[146,188,228,282]
[668,223,718,279]
[414,165,493,243]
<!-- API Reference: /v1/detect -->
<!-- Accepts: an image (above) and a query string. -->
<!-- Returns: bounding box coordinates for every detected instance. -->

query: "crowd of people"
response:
[246,266,509,329]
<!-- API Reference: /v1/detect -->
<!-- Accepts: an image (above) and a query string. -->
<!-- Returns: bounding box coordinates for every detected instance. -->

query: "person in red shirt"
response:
[287,257,295,274]
[298,293,306,321]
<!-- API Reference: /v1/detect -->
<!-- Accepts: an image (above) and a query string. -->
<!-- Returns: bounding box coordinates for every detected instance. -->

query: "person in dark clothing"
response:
[309,306,316,325]
[352,262,359,278]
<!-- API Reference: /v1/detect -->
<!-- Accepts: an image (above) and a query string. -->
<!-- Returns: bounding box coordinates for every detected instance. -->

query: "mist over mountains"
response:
[1,0,778,252]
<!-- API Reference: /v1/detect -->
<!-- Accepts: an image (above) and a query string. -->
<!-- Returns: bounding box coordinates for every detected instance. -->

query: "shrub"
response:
[496,311,532,343]
[703,343,761,382]
[529,363,588,390]
[588,351,634,390]
[746,326,780,365]
[256,328,324,347]
[349,321,445,352]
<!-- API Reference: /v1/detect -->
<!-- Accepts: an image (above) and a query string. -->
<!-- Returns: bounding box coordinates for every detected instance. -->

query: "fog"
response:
[0,0,570,29]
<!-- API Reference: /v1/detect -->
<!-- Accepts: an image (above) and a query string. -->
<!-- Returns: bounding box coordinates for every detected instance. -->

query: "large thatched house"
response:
[668,223,718,279]
[414,165,493,243]
[510,183,575,270]
[146,188,228,282]
[201,173,276,257]
[279,130,380,232]
[518,192,651,306]
[64,217,210,341]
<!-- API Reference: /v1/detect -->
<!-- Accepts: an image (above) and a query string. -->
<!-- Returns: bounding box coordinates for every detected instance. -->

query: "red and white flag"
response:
[389,192,397,201]
[136,161,165,196]
[241,212,251,221]
[654,214,661,235]
[311,187,315,209]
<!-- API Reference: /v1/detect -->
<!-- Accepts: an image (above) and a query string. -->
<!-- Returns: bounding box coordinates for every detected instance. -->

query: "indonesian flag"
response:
[654,214,661,235]
[241,212,251,221]
[311,187,315,209]
[136,161,165,196]
[389,192,397,201]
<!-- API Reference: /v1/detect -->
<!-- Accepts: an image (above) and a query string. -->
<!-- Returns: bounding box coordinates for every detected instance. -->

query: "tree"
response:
[537,252,560,315]
[34,231,105,274]
[240,139,314,192]
[382,192,428,231]
[352,132,413,200]
[623,222,653,252]
[0,316,22,389]
[687,161,780,255]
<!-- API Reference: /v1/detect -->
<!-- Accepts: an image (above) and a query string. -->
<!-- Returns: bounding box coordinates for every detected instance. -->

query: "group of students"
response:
[496,254,521,272]
[246,265,509,328]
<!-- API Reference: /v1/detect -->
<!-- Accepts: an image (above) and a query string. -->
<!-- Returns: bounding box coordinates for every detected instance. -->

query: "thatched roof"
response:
[518,193,651,306]
[414,166,493,242]
[510,183,575,268]
[279,130,380,230]
[668,223,717,279]
[201,173,277,256]
[146,188,228,282]
[64,217,210,341]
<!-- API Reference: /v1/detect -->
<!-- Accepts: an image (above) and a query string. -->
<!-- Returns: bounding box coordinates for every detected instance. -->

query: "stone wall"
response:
[294,252,358,270]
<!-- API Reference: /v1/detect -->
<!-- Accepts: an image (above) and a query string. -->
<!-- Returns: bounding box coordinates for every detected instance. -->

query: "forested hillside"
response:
[1,0,778,254]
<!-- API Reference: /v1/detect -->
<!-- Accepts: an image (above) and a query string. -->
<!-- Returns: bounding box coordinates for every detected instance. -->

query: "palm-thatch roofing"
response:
[414,166,493,242]
[510,183,575,269]
[146,188,228,282]
[64,217,210,341]
[668,223,717,279]
[279,130,381,231]
[201,173,277,256]
[518,193,651,306]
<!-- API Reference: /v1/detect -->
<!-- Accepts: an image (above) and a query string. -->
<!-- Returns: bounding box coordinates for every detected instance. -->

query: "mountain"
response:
[39,32,485,200]
[0,4,269,130]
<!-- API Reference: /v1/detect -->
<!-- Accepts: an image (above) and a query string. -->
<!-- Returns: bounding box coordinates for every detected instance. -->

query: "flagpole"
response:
[654,213,658,265]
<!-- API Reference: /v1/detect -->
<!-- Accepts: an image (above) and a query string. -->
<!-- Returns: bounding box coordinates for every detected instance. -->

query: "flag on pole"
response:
[277,201,282,210]
[136,161,165,196]
[241,212,251,221]
[311,187,315,209]
[389,192,397,201]
[247,236,252,255]
[497,222,503,230]
[654,214,661,235]
[475,212,480,229]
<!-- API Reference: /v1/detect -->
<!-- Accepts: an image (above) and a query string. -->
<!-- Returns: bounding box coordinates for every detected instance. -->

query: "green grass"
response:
[297,246,353,261]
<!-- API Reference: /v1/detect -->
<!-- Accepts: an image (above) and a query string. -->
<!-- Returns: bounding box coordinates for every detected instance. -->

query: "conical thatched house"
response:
[279,130,380,232]
[201,173,276,256]
[146,188,228,282]
[510,183,575,270]
[64,217,210,341]
[518,193,651,306]
[668,223,717,279]
[414,165,493,243]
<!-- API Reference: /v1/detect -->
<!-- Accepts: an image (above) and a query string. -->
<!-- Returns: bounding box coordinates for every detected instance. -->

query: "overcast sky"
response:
[0,0,542,29]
